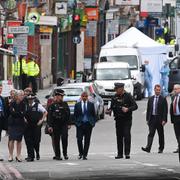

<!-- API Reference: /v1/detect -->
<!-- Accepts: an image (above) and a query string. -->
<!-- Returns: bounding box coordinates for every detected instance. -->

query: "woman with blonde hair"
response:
[8,90,26,162]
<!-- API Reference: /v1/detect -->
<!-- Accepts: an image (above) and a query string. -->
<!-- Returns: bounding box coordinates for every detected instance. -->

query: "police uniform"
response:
[47,89,70,160]
[110,83,138,159]
[27,59,40,94]
[24,94,47,161]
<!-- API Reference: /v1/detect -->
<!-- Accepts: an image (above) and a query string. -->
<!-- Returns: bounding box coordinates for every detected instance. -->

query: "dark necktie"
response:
[154,96,158,115]
[173,96,178,114]
[83,102,87,114]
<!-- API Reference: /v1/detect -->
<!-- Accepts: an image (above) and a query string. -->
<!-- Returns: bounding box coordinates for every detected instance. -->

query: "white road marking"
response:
[61,163,79,166]
[142,110,146,114]
[173,177,180,180]
[159,167,175,173]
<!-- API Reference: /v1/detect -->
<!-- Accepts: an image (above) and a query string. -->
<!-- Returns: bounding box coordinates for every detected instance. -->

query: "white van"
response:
[99,47,144,100]
[92,62,134,103]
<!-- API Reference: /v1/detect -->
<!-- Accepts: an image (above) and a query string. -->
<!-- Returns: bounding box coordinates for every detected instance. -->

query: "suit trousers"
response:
[115,119,132,156]
[52,125,68,158]
[173,122,180,162]
[147,115,164,151]
[76,122,92,157]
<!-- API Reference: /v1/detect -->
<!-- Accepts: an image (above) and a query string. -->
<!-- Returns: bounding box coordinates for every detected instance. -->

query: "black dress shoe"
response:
[115,155,123,159]
[0,158,4,161]
[158,150,163,153]
[173,149,179,153]
[78,155,82,159]
[26,157,34,162]
[64,155,69,160]
[54,157,62,160]
[36,153,40,160]
[83,156,87,160]
[141,147,150,153]
[125,155,130,159]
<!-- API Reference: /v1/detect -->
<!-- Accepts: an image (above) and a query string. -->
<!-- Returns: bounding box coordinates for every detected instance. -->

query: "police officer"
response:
[107,83,138,159]
[47,89,70,160]
[27,57,40,94]
[24,93,47,162]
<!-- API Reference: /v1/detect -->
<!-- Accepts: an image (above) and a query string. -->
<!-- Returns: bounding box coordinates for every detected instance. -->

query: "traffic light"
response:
[72,14,81,37]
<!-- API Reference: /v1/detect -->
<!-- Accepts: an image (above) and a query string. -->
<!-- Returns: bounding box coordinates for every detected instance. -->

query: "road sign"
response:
[8,26,29,34]
[13,34,28,55]
[86,21,97,37]
[73,36,81,44]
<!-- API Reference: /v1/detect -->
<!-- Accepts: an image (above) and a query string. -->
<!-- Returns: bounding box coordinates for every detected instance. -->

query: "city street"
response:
[0,93,179,180]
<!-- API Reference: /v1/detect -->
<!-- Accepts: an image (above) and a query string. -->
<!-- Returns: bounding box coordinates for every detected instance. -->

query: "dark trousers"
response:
[146,116,164,151]
[21,74,27,90]
[52,125,68,158]
[76,122,93,157]
[173,123,180,162]
[28,76,37,94]
[24,126,41,159]
[115,120,132,156]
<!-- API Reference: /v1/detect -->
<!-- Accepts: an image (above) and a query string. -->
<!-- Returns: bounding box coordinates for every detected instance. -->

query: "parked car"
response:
[168,56,180,93]
[45,82,105,122]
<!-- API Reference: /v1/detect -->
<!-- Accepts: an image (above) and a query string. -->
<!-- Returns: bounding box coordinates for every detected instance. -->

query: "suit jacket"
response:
[74,101,96,127]
[0,95,8,130]
[170,95,180,124]
[146,95,168,123]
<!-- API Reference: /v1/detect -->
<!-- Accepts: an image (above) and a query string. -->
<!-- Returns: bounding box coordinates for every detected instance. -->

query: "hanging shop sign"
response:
[85,7,99,20]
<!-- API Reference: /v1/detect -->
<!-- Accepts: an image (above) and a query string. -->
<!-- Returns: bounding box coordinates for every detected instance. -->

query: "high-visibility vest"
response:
[170,39,175,45]
[12,59,28,76]
[156,37,165,44]
[27,61,40,76]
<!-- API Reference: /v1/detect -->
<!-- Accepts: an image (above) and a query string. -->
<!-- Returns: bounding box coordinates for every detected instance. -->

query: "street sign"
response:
[13,34,28,55]
[86,21,97,37]
[108,20,119,34]
[73,36,81,44]
[8,26,29,34]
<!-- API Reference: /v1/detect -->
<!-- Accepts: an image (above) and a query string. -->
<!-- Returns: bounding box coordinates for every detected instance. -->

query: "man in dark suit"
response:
[74,91,96,160]
[142,84,168,153]
[0,82,8,161]
[170,84,180,162]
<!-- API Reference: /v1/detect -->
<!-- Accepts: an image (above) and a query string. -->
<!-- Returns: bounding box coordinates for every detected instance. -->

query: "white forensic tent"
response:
[102,27,168,95]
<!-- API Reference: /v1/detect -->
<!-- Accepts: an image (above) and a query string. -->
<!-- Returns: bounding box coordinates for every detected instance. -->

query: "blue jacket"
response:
[74,101,96,127]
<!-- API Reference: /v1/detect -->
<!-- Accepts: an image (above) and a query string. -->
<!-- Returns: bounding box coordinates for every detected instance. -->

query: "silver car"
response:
[46,82,104,121]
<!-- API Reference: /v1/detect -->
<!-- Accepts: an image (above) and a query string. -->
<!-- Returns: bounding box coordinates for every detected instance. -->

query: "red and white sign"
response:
[6,21,22,27]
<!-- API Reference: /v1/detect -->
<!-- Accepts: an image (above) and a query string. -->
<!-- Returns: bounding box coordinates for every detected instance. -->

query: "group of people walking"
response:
[0,85,47,162]
[0,80,180,163]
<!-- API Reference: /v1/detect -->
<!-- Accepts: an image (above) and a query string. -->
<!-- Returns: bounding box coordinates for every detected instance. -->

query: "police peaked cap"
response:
[114,83,125,89]
[55,89,65,96]
[27,93,36,99]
